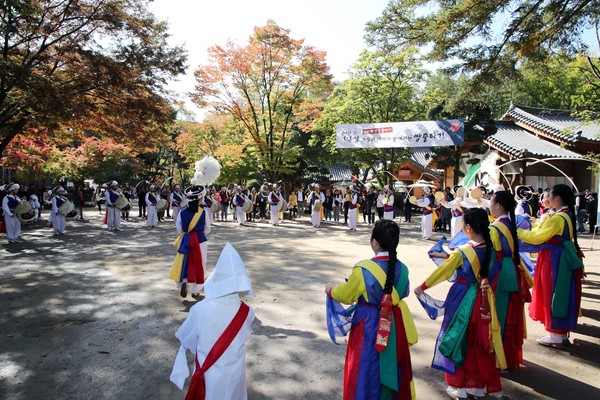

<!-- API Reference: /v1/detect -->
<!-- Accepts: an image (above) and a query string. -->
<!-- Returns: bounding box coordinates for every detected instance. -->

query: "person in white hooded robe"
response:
[170,242,255,400]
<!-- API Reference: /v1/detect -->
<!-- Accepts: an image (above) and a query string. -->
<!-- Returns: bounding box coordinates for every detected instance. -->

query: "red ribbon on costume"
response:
[186,232,204,284]
[185,302,250,400]
[375,293,393,352]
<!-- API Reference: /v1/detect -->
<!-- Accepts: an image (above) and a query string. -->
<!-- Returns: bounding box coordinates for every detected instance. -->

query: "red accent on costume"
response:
[343,318,364,400]
[103,212,107,225]
[186,233,204,284]
[185,302,250,400]
[393,306,413,400]
[375,294,393,352]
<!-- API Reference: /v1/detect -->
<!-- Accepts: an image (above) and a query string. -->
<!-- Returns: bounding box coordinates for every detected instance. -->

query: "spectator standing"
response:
[588,192,598,234]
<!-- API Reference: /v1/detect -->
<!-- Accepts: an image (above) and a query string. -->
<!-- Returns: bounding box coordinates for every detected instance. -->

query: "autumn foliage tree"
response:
[0,0,187,159]
[192,20,332,183]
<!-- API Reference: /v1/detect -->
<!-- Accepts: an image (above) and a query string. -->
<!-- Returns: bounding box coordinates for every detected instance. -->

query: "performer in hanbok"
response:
[514,185,534,217]
[347,186,358,231]
[489,190,532,369]
[307,183,324,228]
[202,189,215,226]
[169,185,211,298]
[442,185,466,238]
[517,184,584,348]
[51,186,68,235]
[145,184,161,228]
[105,181,122,232]
[268,184,281,226]
[382,185,394,220]
[326,220,416,400]
[2,183,22,243]
[417,188,435,240]
[170,243,255,399]
[232,186,247,226]
[415,208,505,399]
[171,184,186,224]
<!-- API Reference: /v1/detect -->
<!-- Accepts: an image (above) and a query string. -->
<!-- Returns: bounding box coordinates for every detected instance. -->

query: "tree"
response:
[366,0,600,89]
[314,48,427,186]
[0,0,187,158]
[174,115,260,185]
[191,20,332,183]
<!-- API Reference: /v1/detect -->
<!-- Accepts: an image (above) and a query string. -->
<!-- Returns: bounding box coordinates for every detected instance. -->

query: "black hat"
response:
[515,185,533,201]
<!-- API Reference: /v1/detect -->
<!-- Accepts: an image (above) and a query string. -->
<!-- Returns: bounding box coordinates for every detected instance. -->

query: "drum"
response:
[15,202,32,215]
[469,187,484,200]
[456,187,467,198]
[311,199,321,212]
[210,202,219,213]
[121,202,132,212]
[434,191,445,202]
[114,196,128,209]
[18,209,36,223]
[180,198,189,209]
[277,198,288,212]
[156,199,168,212]
[58,201,75,215]
[242,200,253,213]
[66,210,78,218]
[409,196,418,205]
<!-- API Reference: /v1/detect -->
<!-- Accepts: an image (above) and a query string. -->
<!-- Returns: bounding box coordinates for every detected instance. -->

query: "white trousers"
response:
[182,241,208,294]
[270,205,279,225]
[451,215,464,239]
[4,214,21,240]
[147,205,158,227]
[107,206,121,230]
[421,214,432,239]
[53,214,66,234]
[235,206,244,224]
[383,210,394,220]
[172,206,181,224]
[348,208,357,229]
[311,210,320,227]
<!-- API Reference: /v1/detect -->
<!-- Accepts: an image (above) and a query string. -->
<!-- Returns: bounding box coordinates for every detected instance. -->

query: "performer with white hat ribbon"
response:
[347,186,358,231]
[105,181,122,231]
[51,186,68,235]
[308,183,324,228]
[145,184,161,228]
[232,185,248,226]
[170,242,255,399]
[382,185,394,220]
[268,184,281,226]
[170,184,185,224]
[2,183,22,243]
[417,187,435,239]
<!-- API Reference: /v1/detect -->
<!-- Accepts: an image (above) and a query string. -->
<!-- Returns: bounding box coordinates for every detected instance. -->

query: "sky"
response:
[148,0,390,119]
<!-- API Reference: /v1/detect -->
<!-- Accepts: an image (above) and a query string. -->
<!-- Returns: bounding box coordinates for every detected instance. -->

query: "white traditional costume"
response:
[170,243,255,400]
[51,187,68,235]
[347,188,358,230]
[145,185,161,227]
[309,184,324,228]
[2,183,22,243]
[416,188,434,239]
[171,185,185,224]
[105,181,122,231]
[383,186,394,220]
[268,186,281,225]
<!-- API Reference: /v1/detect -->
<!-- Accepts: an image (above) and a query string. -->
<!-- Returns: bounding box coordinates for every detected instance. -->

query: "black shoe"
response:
[180,282,187,298]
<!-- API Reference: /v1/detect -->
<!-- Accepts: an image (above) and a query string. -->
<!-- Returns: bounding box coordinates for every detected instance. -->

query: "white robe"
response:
[347,193,358,230]
[311,191,324,227]
[417,196,432,239]
[51,196,67,234]
[145,192,161,227]
[170,294,255,399]
[444,198,467,239]
[105,190,122,230]
[2,195,21,241]
[383,193,394,220]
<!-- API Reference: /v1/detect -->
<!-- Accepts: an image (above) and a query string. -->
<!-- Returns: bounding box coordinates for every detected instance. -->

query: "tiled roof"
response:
[485,121,585,159]
[411,147,435,168]
[328,164,353,182]
[503,103,600,143]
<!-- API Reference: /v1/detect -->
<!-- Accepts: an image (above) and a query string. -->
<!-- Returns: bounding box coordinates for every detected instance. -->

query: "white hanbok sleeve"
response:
[52,197,59,214]
[175,211,183,234]
[416,197,430,208]
[170,304,203,389]
[204,210,211,236]
[515,203,525,216]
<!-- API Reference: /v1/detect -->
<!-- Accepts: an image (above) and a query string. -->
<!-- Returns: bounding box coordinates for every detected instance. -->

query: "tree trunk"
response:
[0,118,28,159]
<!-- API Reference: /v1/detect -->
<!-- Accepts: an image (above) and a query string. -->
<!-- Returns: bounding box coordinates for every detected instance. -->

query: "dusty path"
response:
[1,208,599,399]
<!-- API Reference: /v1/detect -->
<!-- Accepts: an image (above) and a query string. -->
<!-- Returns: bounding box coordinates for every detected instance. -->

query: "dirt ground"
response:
[1,207,599,400]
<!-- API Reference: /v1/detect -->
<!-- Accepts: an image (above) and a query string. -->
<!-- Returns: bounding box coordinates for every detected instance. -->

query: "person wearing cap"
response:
[232,185,248,226]
[307,183,324,228]
[2,183,22,243]
[51,186,68,235]
[201,188,216,226]
[105,181,122,232]
[416,187,435,239]
[169,185,211,298]
[170,242,255,399]
[145,185,161,228]
[268,184,282,226]
[347,186,358,231]
[171,184,185,224]
[382,186,394,220]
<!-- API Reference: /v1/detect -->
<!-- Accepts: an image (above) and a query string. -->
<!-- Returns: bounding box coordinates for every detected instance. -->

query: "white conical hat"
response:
[204,242,253,300]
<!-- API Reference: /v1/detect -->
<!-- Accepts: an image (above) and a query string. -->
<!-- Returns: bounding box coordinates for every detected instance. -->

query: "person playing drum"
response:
[105,181,122,232]
[171,184,185,224]
[307,183,324,228]
[2,183,23,243]
[51,186,69,235]
[232,185,248,226]
[268,184,282,226]
[145,184,161,228]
